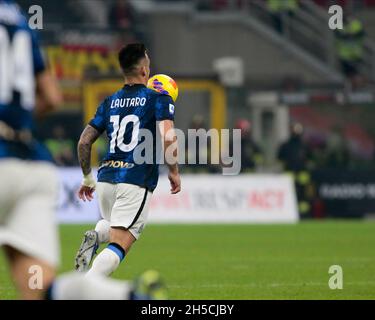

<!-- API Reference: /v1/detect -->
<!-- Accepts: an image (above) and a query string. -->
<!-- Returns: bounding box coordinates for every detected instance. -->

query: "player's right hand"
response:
[168,171,181,194]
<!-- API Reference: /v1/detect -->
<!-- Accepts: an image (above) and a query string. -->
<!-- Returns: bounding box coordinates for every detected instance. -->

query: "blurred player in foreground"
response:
[0,0,166,300]
[75,44,181,277]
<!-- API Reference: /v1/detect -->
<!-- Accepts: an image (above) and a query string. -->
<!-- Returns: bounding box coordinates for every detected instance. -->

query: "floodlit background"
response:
[1,0,375,299]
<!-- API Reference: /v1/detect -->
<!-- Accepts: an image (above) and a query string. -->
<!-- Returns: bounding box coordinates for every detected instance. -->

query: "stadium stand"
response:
[15,0,375,219]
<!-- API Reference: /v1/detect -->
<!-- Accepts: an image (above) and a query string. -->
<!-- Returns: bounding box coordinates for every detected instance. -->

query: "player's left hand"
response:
[78,172,96,202]
[78,185,95,202]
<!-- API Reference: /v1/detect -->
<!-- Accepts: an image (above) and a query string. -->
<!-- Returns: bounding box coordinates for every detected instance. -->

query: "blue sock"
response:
[107,242,126,262]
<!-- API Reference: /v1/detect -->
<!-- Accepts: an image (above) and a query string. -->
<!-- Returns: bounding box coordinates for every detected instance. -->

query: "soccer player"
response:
[75,43,181,277]
[0,0,166,300]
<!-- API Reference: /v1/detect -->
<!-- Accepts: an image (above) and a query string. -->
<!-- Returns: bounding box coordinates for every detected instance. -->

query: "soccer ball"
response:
[147,74,179,102]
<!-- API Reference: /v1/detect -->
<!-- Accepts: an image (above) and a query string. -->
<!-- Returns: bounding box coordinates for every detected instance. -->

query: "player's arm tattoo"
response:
[77,125,101,176]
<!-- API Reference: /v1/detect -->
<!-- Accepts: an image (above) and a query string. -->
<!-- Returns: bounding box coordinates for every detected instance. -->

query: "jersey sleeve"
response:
[89,98,108,133]
[31,30,46,75]
[155,95,175,121]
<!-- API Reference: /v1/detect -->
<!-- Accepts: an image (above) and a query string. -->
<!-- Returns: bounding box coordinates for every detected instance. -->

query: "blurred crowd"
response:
[44,117,371,173]
[195,0,370,86]
[44,125,77,166]
[42,116,366,220]
[24,0,375,221]
[277,123,352,172]
[34,0,375,171]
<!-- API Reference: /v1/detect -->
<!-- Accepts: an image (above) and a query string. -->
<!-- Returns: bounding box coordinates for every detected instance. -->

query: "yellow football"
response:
[147,74,178,102]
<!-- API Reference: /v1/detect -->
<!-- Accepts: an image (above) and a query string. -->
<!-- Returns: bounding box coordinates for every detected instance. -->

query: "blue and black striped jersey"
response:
[90,84,175,191]
[0,0,52,161]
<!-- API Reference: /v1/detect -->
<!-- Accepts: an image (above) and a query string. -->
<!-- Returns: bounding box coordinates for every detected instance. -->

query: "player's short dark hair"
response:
[118,43,147,75]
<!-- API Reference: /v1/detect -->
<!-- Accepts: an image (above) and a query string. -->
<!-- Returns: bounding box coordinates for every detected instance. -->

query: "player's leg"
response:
[74,219,111,271]
[85,183,152,277]
[95,218,111,243]
[3,245,55,300]
[85,227,136,277]
[48,269,167,300]
[4,245,167,300]
[75,182,113,271]
[74,229,99,271]
[0,160,59,299]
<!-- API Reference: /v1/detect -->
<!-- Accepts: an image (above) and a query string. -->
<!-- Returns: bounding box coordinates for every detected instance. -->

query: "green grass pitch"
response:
[1,221,374,299]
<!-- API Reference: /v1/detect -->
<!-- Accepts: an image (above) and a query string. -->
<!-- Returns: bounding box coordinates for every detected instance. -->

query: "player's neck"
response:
[124,77,146,87]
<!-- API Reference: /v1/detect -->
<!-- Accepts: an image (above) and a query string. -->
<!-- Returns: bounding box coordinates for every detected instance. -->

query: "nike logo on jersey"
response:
[110,97,147,109]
